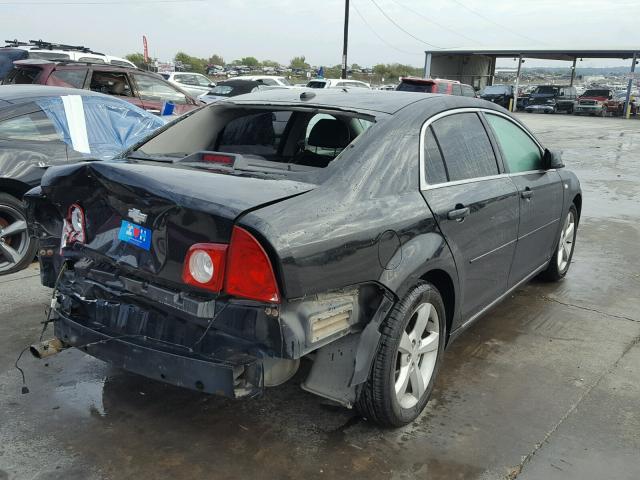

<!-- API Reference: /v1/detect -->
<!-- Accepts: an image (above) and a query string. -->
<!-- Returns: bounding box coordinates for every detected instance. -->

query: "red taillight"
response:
[61,203,86,249]
[182,243,227,292]
[225,226,280,303]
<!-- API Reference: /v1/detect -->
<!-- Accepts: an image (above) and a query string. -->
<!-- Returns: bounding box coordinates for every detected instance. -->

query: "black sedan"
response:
[0,85,164,274]
[27,89,581,427]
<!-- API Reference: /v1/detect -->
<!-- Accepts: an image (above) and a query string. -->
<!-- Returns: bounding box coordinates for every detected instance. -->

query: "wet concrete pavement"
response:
[1,114,639,479]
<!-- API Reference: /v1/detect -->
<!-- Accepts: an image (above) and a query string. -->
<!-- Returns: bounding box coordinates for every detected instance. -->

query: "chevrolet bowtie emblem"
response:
[127,208,148,224]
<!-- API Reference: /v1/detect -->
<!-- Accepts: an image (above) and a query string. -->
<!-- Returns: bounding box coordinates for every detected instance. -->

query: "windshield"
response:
[483,85,509,95]
[208,85,236,96]
[277,77,292,86]
[582,89,611,97]
[137,106,376,171]
[533,86,559,95]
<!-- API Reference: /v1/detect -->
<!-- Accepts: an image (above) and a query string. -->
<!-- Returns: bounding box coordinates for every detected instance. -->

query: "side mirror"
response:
[208,82,216,88]
[543,148,564,169]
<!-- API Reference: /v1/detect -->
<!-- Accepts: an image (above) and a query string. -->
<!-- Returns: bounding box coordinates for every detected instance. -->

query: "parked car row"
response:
[480,82,639,117]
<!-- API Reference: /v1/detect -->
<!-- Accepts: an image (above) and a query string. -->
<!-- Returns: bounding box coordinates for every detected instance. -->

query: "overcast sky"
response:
[1,0,638,68]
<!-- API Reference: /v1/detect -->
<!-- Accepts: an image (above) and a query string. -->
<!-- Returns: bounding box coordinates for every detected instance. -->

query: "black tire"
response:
[0,193,37,275]
[356,282,447,427]
[540,204,578,281]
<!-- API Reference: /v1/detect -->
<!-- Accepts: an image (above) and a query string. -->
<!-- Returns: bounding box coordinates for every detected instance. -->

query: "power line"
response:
[389,0,480,45]
[352,0,422,56]
[447,0,546,45]
[0,0,203,4]
[369,0,445,49]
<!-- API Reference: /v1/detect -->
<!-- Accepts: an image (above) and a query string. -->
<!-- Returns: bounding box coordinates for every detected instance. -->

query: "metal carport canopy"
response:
[424,48,639,61]
[423,48,639,117]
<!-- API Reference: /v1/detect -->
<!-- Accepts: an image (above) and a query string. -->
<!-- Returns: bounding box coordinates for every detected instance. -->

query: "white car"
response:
[161,72,215,97]
[234,75,292,87]
[306,78,371,89]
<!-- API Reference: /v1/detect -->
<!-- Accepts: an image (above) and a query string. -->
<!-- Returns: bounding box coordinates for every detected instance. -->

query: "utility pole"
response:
[341,0,349,79]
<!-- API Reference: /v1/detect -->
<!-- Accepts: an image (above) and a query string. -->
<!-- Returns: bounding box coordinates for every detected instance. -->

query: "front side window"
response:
[0,109,62,142]
[431,113,498,181]
[193,74,212,87]
[462,85,476,97]
[485,114,542,173]
[89,71,134,97]
[452,84,462,96]
[133,74,189,104]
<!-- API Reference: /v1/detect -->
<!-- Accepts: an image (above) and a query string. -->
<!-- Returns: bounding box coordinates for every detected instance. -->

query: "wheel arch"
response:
[0,178,33,201]
[420,268,456,344]
[572,193,582,220]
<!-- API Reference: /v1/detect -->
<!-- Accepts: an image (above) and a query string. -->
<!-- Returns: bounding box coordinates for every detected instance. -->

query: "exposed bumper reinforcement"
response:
[54,313,263,398]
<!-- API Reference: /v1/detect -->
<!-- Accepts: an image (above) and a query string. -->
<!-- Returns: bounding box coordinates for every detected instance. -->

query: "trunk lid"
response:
[38,160,313,287]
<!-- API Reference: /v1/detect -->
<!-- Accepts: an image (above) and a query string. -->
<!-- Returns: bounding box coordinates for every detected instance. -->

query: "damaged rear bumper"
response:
[54,311,263,398]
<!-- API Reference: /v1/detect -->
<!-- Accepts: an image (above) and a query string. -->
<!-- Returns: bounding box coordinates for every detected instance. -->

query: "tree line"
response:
[125,51,422,82]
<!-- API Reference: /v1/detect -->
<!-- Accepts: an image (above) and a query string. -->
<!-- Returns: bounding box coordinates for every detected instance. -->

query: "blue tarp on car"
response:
[35,94,165,160]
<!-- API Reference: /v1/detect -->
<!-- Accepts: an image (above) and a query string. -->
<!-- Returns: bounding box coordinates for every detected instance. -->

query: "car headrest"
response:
[111,81,126,95]
[308,119,350,149]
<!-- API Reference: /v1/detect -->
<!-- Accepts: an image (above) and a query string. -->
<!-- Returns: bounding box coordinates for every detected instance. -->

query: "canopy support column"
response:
[423,52,432,78]
[624,52,637,119]
[570,57,577,86]
[512,56,523,112]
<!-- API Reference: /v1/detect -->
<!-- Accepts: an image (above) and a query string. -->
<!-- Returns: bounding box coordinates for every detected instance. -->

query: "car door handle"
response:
[447,205,470,221]
[521,187,533,199]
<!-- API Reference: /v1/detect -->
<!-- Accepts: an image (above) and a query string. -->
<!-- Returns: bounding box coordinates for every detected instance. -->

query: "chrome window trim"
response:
[419,107,546,191]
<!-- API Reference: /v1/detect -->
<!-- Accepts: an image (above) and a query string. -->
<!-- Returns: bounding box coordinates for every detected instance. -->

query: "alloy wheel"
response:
[394,302,440,409]
[557,210,576,272]
[0,205,30,273]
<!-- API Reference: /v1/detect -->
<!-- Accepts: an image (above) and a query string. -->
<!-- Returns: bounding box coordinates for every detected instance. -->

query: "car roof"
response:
[0,84,107,103]
[226,88,438,114]
[13,58,140,71]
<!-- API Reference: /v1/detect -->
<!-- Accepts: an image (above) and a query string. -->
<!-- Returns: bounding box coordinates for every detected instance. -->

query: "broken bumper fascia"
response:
[54,311,263,398]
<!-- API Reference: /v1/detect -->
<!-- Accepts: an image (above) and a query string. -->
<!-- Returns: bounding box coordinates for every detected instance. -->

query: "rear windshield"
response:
[306,81,326,88]
[397,81,434,93]
[2,66,42,84]
[0,49,28,80]
[582,89,611,97]
[533,86,559,95]
[29,51,70,61]
[137,106,376,172]
[483,85,509,95]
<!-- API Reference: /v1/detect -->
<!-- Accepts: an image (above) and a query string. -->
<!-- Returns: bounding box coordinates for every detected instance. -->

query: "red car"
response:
[396,77,476,97]
[2,60,201,115]
[574,88,614,116]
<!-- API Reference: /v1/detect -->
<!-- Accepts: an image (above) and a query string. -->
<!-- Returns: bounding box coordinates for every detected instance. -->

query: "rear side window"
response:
[485,114,542,173]
[423,127,448,184]
[47,69,88,88]
[431,113,499,181]
[3,67,41,84]
[452,84,462,96]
